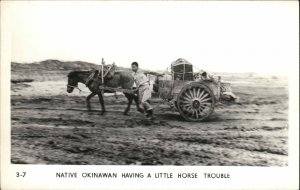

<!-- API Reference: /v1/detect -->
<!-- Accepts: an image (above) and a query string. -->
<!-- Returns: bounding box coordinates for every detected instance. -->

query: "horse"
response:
[67,65,144,115]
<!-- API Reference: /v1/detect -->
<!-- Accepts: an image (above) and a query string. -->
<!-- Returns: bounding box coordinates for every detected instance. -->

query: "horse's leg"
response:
[86,101,92,111]
[86,92,94,112]
[133,94,144,113]
[97,93,106,115]
[86,92,96,102]
[123,93,133,115]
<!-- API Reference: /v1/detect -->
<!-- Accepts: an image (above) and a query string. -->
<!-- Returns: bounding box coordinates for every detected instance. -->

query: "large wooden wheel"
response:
[177,82,215,121]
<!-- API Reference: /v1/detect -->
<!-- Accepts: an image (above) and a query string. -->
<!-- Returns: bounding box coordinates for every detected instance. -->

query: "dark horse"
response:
[67,65,143,115]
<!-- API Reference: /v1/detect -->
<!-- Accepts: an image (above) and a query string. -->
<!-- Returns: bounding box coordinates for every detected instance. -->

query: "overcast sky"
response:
[5,1,299,74]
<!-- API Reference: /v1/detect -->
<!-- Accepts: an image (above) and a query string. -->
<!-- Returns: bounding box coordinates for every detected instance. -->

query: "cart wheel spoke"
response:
[196,88,201,98]
[182,96,191,102]
[192,88,197,98]
[187,107,192,113]
[200,97,212,103]
[177,83,215,121]
[200,92,209,101]
[201,102,211,105]
[182,96,191,101]
[185,92,192,99]
[199,106,205,112]
[200,105,208,110]
[198,90,204,99]
[188,89,194,98]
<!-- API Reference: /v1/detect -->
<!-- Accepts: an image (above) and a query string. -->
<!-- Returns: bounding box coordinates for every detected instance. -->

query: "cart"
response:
[150,58,234,122]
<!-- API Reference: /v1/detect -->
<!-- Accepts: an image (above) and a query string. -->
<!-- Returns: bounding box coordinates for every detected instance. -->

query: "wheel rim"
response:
[177,83,215,121]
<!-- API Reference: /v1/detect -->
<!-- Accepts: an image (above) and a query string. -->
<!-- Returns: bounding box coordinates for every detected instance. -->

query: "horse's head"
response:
[67,71,79,93]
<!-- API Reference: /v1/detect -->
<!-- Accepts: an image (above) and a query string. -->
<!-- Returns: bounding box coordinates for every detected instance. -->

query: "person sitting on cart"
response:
[131,62,153,120]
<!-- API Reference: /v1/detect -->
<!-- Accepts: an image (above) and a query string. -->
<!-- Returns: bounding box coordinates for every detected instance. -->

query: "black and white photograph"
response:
[1,1,299,190]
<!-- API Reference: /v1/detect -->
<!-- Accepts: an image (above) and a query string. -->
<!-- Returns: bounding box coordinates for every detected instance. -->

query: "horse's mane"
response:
[67,70,91,77]
[67,65,121,78]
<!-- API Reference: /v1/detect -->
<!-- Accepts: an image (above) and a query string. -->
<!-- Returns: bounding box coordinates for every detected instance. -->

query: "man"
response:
[131,62,153,119]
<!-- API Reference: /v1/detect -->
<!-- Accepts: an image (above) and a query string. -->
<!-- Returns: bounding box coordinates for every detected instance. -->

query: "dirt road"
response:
[10,75,288,166]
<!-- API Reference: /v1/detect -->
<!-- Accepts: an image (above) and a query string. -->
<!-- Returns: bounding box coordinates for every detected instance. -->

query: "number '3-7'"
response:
[16,172,26,177]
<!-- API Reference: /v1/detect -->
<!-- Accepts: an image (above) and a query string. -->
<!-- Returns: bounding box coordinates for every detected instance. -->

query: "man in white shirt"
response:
[131,62,153,119]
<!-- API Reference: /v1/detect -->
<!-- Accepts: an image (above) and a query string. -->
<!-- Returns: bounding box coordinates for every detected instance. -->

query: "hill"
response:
[11,59,132,82]
[11,59,133,71]
[11,59,287,84]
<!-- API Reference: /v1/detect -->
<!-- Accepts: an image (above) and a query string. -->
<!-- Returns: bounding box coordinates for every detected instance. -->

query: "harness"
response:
[84,71,97,86]
[83,64,118,99]
[67,63,132,99]
[84,63,115,87]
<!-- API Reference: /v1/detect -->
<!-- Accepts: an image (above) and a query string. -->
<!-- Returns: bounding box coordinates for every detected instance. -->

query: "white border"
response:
[1,1,299,190]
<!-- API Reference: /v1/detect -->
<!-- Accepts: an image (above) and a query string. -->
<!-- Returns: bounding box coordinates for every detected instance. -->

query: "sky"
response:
[4,1,299,74]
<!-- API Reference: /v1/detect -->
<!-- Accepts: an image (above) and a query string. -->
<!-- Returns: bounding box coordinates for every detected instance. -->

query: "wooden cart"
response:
[151,58,227,122]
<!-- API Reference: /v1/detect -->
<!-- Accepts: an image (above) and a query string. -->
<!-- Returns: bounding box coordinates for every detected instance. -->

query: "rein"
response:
[67,84,83,92]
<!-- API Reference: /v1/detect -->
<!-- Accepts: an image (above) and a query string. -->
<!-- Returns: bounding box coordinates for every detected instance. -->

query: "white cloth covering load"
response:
[195,70,239,103]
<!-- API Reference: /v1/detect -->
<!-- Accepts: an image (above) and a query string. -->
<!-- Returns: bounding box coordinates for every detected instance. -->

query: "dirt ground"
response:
[11,75,289,166]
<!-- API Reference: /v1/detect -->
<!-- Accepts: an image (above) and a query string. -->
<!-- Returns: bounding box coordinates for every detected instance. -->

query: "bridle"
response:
[66,84,82,92]
[66,70,96,93]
